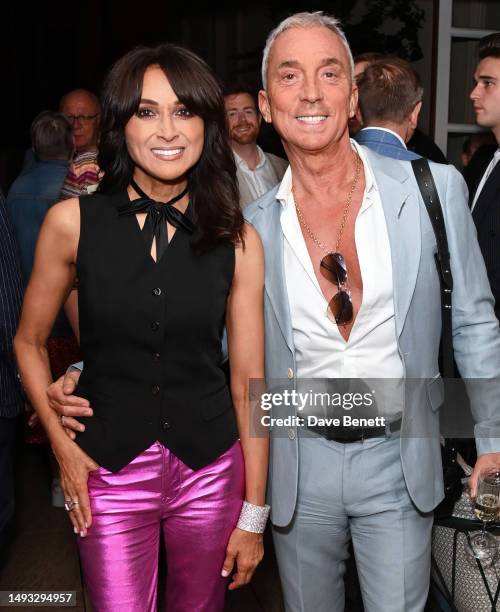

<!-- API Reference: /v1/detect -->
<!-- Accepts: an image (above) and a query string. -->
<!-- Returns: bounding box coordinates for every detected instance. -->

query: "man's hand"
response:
[47,370,92,440]
[469,452,500,497]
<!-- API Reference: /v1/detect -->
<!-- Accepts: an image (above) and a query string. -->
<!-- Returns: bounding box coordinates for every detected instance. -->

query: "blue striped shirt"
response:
[0,189,23,417]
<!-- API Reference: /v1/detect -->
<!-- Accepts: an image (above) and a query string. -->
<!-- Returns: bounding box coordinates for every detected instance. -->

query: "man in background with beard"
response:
[224,84,288,209]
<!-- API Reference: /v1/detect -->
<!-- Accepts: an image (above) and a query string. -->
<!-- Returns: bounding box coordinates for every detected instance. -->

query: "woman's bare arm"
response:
[14,198,98,535]
[227,223,267,506]
[15,199,78,435]
[223,223,268,589]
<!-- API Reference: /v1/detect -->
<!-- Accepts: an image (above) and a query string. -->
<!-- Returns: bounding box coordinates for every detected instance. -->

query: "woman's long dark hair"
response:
[98,43,243,252]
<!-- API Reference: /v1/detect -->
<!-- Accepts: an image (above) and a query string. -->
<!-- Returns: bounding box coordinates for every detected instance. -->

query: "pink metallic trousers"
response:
[78,441,244,612]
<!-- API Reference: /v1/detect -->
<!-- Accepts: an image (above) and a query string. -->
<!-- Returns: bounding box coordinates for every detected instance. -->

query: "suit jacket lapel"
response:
[365,149,421,337]
[257,199,295,352]
[472,161,500,229]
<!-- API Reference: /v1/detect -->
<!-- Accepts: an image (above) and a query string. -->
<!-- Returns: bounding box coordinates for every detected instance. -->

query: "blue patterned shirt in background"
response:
[0,189,23,417]
[7,158,72,337]
[355,127,422,161]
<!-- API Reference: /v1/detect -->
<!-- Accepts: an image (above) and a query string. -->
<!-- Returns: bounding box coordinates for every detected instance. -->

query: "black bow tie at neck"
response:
[118,179,194,260]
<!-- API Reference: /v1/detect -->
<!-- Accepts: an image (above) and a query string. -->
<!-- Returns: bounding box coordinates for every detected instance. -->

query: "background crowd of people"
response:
[2,8,500,612]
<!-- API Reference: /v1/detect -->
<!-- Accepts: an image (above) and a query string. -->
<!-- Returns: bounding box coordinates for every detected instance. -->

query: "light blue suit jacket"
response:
[355,127,421,161]
[245,146,500,527]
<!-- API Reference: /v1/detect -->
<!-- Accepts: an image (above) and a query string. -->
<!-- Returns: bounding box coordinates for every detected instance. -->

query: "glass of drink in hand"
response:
[464,468,500,566]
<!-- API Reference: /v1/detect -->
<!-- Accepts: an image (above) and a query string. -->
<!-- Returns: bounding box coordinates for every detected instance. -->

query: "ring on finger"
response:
[64,500,79,512]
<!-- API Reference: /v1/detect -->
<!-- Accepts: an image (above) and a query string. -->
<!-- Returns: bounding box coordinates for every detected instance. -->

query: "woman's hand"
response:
[52,438,99,537]
[221,528,264,590]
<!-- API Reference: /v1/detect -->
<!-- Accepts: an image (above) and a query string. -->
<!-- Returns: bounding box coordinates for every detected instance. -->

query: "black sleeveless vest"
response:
[74,192,238,472]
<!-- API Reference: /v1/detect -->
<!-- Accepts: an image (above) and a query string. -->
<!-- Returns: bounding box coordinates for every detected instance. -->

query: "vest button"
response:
[162,421,171,430]
[152,384,160,395]
[287,368,294,379]
[151,321,160,331]
[152,287,162,296]
[153,352,161,361]
[288,428,296,440]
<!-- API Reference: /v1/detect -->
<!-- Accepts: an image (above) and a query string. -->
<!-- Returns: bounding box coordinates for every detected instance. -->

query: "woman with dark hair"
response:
[14,43,268,612]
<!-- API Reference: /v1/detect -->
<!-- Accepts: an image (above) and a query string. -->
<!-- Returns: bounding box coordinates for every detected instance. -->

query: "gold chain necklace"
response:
[294,153,361,255]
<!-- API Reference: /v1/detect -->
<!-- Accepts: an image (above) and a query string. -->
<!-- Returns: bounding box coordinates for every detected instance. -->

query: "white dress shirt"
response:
[234,146,288,209]
[471,148,500,211]
[278,141,403,417]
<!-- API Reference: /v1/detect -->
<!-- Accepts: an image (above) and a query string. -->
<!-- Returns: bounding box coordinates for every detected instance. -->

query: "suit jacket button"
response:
[287,368,294,379]
[288,428,296,440]
[162,421,171,430]
[152,287,162,296]
[151,321,160,331]
[152,384,160,395]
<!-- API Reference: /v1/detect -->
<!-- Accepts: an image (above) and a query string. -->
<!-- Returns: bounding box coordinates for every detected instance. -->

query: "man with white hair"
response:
[46,11,500,612]
[247,11,500,611]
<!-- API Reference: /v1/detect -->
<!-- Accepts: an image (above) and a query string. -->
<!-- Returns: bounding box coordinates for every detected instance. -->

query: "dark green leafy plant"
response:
[346,0,425,60]
[267,0,424,60]
[227,1,424,82]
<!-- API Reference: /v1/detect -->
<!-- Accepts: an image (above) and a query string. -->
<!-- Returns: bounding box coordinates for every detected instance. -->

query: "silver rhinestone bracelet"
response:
[236,501,271,533]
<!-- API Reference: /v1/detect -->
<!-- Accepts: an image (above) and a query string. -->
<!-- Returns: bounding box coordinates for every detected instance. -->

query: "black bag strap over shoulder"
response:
[411,158,456,466]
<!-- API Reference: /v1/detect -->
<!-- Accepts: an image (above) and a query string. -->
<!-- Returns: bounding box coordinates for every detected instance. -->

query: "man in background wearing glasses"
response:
[59,88,101,199]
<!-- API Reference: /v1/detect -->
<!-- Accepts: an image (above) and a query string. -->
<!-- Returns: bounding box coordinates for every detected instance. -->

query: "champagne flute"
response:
[464,468,500,566]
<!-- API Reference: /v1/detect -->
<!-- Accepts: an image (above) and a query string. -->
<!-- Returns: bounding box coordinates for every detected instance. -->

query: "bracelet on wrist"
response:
[236,500,270,533]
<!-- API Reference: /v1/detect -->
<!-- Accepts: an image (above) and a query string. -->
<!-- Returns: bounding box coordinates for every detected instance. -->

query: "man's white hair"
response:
[261,11,354,90]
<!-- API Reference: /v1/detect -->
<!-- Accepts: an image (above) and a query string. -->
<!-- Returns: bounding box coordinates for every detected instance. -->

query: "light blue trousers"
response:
[273,435,433,612]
